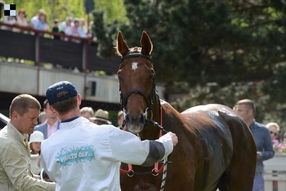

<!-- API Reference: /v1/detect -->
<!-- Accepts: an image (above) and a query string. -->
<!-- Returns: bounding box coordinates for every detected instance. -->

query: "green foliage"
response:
[4,0,126,29]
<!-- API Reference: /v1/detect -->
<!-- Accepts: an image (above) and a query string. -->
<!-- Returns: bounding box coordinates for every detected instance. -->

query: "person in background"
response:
[80,106,94,122]
[70,18,80,43]
[30,9,46,27]
[1,15,17,30]
[0,94,55,190]
[38,111,47,124]
[33,12,49,36]
[117,110,124,128]
[60,16,72,32]
[233,99,274,191]
[91,109,112,125]
[13,8,29,33]
[29,131,44,175]
[266,122,280,143]
[34,99,60,139]
[63,17,73,41]
[77,18,87,38]
[71,18,80,37]
[265,122,280,191]
[51,18,62,40]
[40,81,178,190]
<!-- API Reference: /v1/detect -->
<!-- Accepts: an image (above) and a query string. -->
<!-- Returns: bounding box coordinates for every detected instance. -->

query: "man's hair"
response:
[51,96,77,115]
[236,99,256,115]
[80,107,94,117]
[38,111,47,123]
[9,94,41,117]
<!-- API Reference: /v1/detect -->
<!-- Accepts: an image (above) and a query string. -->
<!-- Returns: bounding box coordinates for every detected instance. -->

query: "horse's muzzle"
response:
[125,113,145,133]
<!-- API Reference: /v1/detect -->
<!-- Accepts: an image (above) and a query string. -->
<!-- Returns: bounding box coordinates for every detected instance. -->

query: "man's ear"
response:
[11,111,18,120]
[77,94,82,106]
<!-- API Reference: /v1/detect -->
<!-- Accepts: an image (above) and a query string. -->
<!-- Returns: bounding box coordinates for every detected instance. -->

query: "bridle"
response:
[119,51,156,123]
[118,50,169,132]
[118,51,170,191]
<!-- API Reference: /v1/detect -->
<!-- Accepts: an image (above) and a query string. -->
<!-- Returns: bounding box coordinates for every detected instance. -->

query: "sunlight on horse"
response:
[116,31,256,191]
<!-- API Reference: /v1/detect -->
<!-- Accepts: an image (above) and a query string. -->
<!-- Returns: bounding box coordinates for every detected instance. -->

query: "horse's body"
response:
[116,31,256,191]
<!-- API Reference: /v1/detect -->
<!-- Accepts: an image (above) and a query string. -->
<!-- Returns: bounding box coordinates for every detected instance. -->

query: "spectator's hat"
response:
[29,131,44,143]
[46,81,78,105]
[91,109,111,124]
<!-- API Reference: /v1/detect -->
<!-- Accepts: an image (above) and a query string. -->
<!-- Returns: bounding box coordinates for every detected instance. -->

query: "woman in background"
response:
[29,131,44,175]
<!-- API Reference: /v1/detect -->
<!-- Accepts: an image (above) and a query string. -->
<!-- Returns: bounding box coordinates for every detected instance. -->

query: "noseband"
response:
[119,52,156,116]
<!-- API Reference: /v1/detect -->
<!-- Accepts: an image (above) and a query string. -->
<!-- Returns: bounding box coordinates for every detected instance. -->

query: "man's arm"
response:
[261,128,275,160]
[0,143,55,191]
[109,128,177,166]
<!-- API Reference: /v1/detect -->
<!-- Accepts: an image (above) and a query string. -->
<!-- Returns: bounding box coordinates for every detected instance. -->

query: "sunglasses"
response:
[270,131,278,136]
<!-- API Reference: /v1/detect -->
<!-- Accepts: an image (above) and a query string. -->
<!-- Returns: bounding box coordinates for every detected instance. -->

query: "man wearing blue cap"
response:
[40,81,178,191]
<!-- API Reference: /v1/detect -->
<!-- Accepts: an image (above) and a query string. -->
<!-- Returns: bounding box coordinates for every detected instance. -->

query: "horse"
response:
[116,31,256,191]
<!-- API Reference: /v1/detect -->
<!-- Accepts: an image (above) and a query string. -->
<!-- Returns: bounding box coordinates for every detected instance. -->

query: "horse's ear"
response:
[116,31,129,57]
[140,31,153,56]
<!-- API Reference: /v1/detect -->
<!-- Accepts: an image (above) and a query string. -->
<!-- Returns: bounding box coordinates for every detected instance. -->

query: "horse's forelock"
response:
[129,47,141,53]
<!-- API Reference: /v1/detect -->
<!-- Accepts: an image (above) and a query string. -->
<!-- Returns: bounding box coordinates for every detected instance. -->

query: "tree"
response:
[91,0,286,135]
[5,0,126,29]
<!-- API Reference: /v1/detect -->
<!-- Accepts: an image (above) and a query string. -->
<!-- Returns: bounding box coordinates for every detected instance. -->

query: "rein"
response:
[120,106,169,191]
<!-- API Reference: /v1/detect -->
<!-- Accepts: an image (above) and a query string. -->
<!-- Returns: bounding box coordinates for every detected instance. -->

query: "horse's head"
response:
[116,31,156,134]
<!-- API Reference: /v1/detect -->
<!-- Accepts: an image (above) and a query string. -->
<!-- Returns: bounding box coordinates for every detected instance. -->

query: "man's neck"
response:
[47,118,58,126]
[245,118,255,128]
[58,109,81,122]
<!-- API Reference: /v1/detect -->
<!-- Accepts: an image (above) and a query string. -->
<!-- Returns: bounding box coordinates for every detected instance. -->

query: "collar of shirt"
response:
[7,122,28,148]
[249,120,256,129]
[61,116,80,123]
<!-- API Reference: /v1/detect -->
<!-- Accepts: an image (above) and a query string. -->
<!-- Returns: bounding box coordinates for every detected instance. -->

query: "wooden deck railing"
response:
[0,21,120,74]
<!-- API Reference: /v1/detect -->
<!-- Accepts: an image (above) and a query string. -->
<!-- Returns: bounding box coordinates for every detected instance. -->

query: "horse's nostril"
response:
[139,114,145,125]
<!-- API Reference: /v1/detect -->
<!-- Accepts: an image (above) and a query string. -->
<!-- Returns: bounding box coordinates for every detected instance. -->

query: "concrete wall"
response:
[0,62,164,104]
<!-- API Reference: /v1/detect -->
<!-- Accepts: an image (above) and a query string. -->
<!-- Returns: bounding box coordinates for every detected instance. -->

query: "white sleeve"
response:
[108,127,173,166]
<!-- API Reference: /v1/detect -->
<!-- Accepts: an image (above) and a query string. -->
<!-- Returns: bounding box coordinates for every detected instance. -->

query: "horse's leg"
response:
[216,173,229,191]
[218,112,256,191]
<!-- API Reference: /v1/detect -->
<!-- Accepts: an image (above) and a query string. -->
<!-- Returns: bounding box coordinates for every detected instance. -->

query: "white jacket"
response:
[41,117,173,191]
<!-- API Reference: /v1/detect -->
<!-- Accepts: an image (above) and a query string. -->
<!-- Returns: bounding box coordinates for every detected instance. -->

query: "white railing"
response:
[264,153,286,191]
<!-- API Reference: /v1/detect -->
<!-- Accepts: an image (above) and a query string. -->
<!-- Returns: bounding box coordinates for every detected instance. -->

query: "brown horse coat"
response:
[117,31,256,191]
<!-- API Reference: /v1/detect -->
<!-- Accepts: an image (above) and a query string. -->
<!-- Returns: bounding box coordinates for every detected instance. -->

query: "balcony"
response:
[0,21,120,73]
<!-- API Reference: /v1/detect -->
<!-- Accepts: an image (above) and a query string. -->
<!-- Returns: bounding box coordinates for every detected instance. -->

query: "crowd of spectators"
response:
[1,8,92,42]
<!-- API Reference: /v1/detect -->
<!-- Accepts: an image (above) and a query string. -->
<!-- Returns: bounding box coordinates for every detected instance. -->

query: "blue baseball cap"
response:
[46,81,78,105]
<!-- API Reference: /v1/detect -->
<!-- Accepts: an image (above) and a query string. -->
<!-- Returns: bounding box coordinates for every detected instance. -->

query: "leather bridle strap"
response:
[121,89,149,111]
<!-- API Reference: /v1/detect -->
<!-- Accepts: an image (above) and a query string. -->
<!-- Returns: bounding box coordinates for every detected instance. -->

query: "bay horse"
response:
[116,31,256,191]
